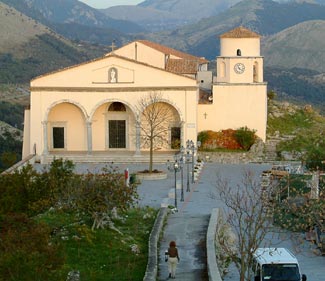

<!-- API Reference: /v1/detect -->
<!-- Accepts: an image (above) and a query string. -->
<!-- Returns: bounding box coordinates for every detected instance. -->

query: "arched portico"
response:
[45,101,88,154]
[140,100,182,151]
[91,100,137,152]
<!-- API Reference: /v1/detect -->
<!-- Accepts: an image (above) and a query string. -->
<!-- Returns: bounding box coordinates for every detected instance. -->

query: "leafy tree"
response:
[0,101,25,129]
[234,126,256,151]
[0,164,38,215]
[305,145,325,171]
[45,158,75,206]
[197,131,209,146]
[76,166,138,230]
[0,213,65,281]
[273,174,325,233]
[0,129,22,172]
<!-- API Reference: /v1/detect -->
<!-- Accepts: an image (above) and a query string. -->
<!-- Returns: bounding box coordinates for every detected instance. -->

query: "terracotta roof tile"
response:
[166,59,198,74]
[137,40,208,63]
[220,26,260,38]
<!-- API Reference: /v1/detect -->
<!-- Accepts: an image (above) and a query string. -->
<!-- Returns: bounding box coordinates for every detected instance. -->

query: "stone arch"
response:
[141,96,184,123]
[90,98,137,121]
[45,99,88,122]
[90,99,137,151]
[45,100,88,151]
[140,97,182,150]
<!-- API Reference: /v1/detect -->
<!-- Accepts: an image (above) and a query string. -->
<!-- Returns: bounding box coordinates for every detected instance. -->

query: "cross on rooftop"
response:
[109,41,116,52]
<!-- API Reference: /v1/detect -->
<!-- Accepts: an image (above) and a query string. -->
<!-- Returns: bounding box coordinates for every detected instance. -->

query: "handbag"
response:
[164,250,169,262]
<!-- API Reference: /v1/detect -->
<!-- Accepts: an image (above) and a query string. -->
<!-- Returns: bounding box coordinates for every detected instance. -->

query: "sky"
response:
[79,0,143,9]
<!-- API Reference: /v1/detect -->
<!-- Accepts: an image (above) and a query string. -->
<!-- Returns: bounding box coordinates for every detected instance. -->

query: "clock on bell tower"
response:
[216,26,264,84]
[205,26,268,142]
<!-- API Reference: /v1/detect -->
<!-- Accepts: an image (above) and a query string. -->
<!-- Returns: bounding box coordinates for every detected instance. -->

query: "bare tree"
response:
[214,170,276,281]
[137,92,178,173]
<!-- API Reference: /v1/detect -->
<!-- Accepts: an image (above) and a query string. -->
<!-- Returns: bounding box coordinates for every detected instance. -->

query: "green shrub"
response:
[234,126,256,151]
[0,213,65,281]
[197,131,209,145]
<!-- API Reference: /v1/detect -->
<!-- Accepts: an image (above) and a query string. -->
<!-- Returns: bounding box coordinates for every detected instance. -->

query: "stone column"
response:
[135,119,141,156]
[42,121,48,155]
[86,121,92,155]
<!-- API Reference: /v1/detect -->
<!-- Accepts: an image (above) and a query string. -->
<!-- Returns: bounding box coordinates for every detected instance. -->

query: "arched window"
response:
[237,49,241,56]
[253,62,259,82]
[108,102,126,112]
[220,62,226,77]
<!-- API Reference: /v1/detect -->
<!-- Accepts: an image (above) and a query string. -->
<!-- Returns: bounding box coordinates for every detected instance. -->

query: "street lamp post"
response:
[185,140,195,183]
[178,151,185,202]
[180,157,184,201]
[185,140,201,184]
[181,145,191,192]
[167,158,181,209]
[186,151,191,192]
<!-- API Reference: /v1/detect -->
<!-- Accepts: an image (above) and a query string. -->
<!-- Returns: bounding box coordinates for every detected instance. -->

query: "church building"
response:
[22,26,267,163]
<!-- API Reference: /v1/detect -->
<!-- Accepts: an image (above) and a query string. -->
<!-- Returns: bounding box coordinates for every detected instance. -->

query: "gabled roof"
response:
[137,40,208,63]
[31,53,196,83]
[220,26,260,38]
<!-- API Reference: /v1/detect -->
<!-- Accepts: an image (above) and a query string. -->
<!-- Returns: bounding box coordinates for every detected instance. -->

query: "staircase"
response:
[42,151,177,164]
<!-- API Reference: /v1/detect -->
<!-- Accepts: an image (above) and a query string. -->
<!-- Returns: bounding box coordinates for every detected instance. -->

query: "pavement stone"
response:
[136,162,325,281]
[36,161,325,280]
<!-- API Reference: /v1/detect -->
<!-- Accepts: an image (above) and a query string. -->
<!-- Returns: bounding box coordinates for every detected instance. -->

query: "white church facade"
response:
[22,26,267,163]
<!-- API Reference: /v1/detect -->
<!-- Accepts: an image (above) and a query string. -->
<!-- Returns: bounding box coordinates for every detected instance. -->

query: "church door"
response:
[52,127,65,149]
[171,127,181,149]
[108,120,126,148]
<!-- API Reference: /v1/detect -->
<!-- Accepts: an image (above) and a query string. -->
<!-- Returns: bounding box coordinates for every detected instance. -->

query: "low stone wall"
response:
[207,208,223,281]
[199,151,264,164]
[143,207,169,281]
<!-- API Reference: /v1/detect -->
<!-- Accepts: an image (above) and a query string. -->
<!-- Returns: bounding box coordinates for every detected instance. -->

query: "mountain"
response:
[101,0,325,32]
[102,0,240,31]
[0,2,101,83]
[0,0,144,34]
[262,20,325,73]
[144,0,325,60]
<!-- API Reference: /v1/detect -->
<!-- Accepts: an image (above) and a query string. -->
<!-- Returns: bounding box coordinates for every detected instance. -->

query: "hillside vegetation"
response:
[0,3,99,83]
[146,0,325,60]
[0,2,48,52]
[263,20,325,73]
[267,99,325,166]
[103,0,240,31]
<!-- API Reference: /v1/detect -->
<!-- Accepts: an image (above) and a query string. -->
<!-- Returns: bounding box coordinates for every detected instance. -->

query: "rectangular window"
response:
[109,120,126,148]
[53,127,65,149]
[171,127,181,149]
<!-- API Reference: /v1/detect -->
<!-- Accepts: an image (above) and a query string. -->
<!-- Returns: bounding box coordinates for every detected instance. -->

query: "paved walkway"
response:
[136,162,325,281]
[46,161,325,280]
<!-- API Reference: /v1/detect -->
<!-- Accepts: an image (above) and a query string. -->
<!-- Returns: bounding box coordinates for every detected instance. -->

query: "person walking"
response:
[167,241,180,279]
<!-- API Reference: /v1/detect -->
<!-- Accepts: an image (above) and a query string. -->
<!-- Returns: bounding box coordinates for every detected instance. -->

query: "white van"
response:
[252,248,307,281]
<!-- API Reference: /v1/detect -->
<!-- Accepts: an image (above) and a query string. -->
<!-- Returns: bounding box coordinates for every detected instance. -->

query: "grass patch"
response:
[267,109,314,135]
[199,148,243,153]
[36,207,158,281]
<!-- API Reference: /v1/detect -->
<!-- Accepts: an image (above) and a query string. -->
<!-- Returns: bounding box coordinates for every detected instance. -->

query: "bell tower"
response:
[197,26,267,142]
[216,26,264,84]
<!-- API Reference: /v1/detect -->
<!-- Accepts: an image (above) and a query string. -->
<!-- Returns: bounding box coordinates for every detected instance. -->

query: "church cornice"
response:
[30,86,198,92]
[217,56,264,59]
[213,82,267,86]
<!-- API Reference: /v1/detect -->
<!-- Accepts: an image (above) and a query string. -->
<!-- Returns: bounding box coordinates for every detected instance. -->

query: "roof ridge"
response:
[137,40,208,63]
[220,26,260,38]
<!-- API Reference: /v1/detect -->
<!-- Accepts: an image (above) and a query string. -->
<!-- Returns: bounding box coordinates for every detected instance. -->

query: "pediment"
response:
[31,55,196,88]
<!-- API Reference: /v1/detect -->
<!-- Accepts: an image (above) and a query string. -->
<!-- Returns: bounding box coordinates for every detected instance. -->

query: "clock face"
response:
[234,63,245,74]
